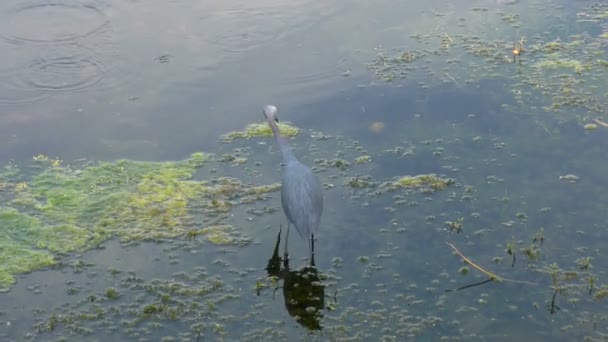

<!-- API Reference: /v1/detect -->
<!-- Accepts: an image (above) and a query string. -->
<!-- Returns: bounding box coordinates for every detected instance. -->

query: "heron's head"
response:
[263,105,279,123]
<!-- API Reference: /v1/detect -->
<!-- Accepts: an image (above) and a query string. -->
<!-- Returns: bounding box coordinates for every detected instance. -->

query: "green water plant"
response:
[381,174,455,193]
[0,152,280,290]
[534,58,591,74]
[221,122,299,143]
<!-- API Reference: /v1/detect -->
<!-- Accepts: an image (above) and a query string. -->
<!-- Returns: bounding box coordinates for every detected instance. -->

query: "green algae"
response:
[584,123,598,131]
[367,1,608,128]
[0,208,61,290]
[314,158,351,170]
[14,153,212,243]
[221,122,299,143]
[187,225,239,245]
[383,174,455,192]
[354,155,372,164]
[0,151,280,290]
[32,264,234,340]
[0,241,55,292]
[534,58,591,74]
[105,287,120,299]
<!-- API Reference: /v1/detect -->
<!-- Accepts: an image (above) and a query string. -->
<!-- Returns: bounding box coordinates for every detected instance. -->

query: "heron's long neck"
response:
[269,121,297,163]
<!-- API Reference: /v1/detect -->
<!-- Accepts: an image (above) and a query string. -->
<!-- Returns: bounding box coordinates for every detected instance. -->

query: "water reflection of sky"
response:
[1,0,608,340]
[0,0,351,161]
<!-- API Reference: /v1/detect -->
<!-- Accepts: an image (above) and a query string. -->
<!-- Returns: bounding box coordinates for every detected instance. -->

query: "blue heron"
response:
[263,105,323,266]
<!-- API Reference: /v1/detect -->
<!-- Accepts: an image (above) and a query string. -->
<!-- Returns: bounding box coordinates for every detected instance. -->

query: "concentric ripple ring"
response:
[0,1,110,44]
[21,55,106,94]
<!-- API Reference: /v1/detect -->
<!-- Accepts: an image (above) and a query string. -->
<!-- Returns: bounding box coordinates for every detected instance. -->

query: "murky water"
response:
[1,0,608,340]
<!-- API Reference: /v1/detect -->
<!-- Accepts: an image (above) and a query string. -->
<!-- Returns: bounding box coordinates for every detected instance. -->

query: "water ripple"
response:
[23,55,105,93]
[0,44,108,103]
[0,0,110,44]
[0,0,135,104]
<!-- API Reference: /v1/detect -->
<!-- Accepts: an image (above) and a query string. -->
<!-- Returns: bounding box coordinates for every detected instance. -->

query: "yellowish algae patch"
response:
[221,122,299,142]
[354,155,372,164]
[0,210,56,291]
[0,151,280,291]
[584,123,598,131]
[534,58,591,73]
[188,225,237,245]
[382,174,455,192]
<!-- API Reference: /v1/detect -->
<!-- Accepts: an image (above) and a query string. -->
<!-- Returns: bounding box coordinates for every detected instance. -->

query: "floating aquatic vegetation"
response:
[314,158,351,171]
[221,122,299,143]
[344,175,376,189]
[0,234,55,291]
[354,155,372,164]
[367,2,608,127]
[32,265,234,341]
[533,58,591,74]
[0,152,281,290]
[584,123,598,131]
[382,174,455,193]
[187,224,248,246]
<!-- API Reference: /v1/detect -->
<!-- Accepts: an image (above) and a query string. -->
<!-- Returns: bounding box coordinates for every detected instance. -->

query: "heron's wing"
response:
[281,162,323,239]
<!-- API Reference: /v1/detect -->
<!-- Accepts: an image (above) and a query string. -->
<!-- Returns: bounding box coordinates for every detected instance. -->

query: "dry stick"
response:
[444,73,461,88]
[447,242,502,281]
[593,117,608,128]
[446,242,536,289]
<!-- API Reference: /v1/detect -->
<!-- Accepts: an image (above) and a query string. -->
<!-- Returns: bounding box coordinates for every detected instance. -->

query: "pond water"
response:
[1,0,608,341]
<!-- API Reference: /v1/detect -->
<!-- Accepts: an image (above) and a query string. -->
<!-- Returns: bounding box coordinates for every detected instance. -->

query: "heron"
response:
[263,105,323,266]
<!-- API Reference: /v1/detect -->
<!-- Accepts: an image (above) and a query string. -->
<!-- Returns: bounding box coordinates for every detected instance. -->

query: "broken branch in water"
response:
[446,242,503,281]
[593,117,608,128]
[445,242,536,291]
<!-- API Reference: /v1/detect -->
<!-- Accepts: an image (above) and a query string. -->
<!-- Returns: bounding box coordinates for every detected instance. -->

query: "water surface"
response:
[1,0,608,341]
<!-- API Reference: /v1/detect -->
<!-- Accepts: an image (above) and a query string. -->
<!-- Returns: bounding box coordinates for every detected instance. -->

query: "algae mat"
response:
[0,148,281,291]
[367,1,608,129]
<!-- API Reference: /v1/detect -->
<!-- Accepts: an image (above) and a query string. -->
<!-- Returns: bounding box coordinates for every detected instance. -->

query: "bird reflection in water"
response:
[263,227,325,331]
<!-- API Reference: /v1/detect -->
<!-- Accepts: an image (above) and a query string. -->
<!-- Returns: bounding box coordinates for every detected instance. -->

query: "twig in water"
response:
[446,242,502,281]
[445,242,536,291]
[445,73,461,88]
[593,117,608,128]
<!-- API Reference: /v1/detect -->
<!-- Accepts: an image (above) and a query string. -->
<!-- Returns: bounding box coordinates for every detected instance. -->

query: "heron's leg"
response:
[283,222,290,268]
[310,234,315,267]
[273,225,281,258]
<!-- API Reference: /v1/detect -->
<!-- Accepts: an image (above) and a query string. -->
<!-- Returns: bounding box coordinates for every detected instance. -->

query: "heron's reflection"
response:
[264,228,325,330]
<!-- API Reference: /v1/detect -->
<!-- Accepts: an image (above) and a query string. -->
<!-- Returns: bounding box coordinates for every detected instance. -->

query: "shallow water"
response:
[1,0,608,341]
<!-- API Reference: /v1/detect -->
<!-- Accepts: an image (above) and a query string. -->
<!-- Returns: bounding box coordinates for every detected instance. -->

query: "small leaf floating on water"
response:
[559,174,579,183]
[154,54,172,64]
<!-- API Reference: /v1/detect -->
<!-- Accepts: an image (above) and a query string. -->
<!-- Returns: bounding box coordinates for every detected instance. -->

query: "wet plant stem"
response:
[446,242,536,289]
